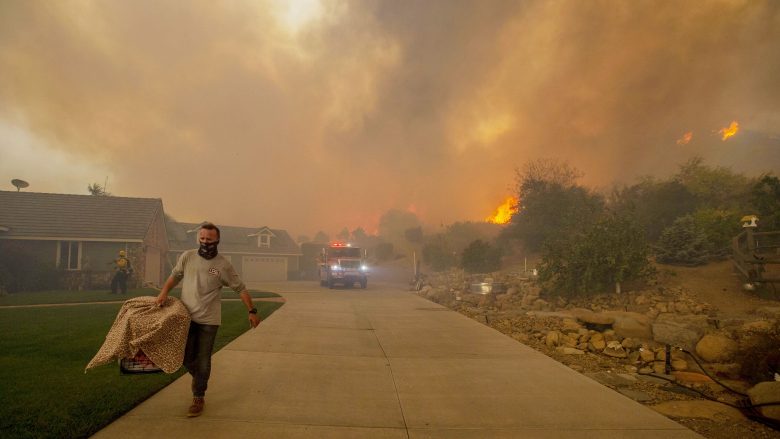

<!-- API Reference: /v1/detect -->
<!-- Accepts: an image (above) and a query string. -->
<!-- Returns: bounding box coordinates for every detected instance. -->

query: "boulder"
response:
[695,334,738,363]
[603,311,653,340]
[747,381,780,422]
[570,308,615,326]
[652,313,710,351]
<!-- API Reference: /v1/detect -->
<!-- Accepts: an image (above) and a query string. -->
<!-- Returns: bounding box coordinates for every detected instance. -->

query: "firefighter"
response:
[110,250,133,294]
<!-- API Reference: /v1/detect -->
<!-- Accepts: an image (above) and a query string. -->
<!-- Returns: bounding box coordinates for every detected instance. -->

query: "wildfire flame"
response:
[676,131,693,145]
[718,121,739,141]
[486,196,518,224]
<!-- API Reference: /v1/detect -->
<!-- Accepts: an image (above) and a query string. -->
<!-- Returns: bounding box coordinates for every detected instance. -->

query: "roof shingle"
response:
[0,191,163,240]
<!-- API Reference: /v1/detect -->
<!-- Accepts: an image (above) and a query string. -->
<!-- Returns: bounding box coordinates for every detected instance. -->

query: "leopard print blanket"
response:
[86,296,191,373]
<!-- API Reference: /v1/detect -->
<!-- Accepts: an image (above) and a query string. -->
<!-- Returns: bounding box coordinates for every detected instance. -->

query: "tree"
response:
[297,235,311,244]
[750,174,780,230]
[404,226,423,244]
[675,157,751,210]
[313,231,329,243]
[461,240,502,274]
[655,215,709,266]
[337,228,350,241]
[539,214,652,296]
[422,236,457,272]
[611,178,699,242]
[501,159,604,253]
[351,227,368,243]
[379,209,421,243]
[87,183,110,196]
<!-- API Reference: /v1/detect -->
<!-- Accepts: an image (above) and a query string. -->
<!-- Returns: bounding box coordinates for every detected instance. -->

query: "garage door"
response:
[242,256,287,283]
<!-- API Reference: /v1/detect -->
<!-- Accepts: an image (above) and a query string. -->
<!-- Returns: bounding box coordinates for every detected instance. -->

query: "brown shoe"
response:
[187,397,205,417]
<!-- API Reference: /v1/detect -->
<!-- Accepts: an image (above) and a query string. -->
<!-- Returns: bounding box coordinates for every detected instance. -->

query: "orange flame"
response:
[676,131,693,145]
[718,121,739,141]
[486,196,518,224]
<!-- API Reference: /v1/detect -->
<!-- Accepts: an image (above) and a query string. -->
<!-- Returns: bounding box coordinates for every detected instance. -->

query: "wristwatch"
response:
[248,307,258,315]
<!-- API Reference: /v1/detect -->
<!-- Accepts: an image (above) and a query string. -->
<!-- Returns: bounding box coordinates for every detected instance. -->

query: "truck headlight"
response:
[331,265,341,271]
[361,265,369,271]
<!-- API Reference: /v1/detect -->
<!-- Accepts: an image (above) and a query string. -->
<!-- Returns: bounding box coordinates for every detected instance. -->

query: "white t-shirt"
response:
[171,249,246,325]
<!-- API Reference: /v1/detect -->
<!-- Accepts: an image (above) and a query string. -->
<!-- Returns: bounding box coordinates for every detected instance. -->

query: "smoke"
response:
[1,0,778,237]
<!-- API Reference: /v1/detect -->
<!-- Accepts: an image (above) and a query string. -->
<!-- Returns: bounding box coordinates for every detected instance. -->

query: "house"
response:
[0,190,168,290]
[166,221,301,287]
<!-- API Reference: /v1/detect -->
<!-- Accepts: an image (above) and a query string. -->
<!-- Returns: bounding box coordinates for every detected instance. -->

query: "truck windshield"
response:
[329,248,361,258]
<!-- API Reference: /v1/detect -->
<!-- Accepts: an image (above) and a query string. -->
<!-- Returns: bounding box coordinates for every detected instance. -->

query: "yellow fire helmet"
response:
[119,250,126,257]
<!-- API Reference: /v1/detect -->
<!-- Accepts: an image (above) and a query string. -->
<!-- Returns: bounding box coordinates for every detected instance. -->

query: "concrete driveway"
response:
[93,281,701,438]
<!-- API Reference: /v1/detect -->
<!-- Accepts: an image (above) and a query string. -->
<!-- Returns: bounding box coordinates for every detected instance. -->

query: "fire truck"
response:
[319,242,368,289]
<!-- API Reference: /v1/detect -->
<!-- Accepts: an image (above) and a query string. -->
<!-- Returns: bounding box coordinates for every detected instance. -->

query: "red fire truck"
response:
[319,242,368,289]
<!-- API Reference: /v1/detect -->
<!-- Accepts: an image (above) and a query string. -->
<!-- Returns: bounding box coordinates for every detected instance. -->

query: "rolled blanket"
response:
[86,296,191,374]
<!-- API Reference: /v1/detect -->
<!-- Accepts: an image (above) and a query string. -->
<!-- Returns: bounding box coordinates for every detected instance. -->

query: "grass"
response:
[0,296,283,439]
[0,287,279,306]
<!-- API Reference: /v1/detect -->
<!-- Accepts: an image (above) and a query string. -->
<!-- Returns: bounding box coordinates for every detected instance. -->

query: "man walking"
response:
[155,222,261,417]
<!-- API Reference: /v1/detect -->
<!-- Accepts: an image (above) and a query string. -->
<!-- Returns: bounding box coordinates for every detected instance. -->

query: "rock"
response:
[545,330,562,347]
[707,363,742,379]
[556,346,585,355]
[695,334,739,363]
[652,313,710,351]
[650,400,745,420]
[590,338,606,351]
[625,365,639,374]
[638,366,654,375]
[585,371,635,387]
[621,338,637,350]
[561,318,583,334]
[570,308,615,326]
[627,351,641,364]
[604,311,653,340]
[671,358,688,371]
[505,287,518,296]
[673,371,714,383]
[652,361,668,375]
[755,307,780,319]
[748,381,780,423]
[674,302,691,314]
[602,329,618,343]
[740,320,775,333]
[639,348,655,363]
[603,340,628,358]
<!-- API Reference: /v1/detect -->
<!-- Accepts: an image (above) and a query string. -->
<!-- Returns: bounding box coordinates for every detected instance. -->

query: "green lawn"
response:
[0,296,283,438]
[0,287,278,306]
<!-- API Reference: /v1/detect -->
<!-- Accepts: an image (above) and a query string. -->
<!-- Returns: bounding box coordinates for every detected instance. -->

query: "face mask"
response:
[198,240,219,259]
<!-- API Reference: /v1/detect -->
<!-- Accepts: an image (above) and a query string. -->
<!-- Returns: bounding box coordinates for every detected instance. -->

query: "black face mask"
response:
[198,241,219,260]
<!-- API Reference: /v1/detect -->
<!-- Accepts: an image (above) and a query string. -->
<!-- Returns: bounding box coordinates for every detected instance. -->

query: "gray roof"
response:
[167,220,300,255]
[0,191,164,241]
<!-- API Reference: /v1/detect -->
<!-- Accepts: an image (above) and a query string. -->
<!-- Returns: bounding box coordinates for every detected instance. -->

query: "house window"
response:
[58,241,82,270]
[259,234,271,248]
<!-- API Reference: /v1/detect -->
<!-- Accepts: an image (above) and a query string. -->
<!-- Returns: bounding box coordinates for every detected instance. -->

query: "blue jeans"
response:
[184,322,219,397]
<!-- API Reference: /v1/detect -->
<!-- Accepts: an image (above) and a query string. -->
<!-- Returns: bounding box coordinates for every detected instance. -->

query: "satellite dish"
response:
[11,179,29,192]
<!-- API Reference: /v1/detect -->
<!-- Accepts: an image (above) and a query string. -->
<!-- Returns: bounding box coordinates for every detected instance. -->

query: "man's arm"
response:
[240,290,261,328]
[155,275,180,306]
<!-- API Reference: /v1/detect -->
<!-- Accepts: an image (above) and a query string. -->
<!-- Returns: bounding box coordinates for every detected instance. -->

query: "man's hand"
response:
[155,292,168,307]
[249,313,261,328]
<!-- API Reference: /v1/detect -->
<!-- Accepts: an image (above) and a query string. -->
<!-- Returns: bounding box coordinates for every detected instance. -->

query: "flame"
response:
[676,131,693,145]
[486,196,518,224]
[718,121,739,141]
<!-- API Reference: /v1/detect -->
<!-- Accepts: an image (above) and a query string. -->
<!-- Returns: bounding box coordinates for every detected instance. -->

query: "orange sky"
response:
[1,1,779,239]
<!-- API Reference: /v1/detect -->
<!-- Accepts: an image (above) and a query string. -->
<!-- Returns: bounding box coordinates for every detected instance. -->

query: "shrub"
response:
[374,242,394,261]
[461,240,502,274]
[655,215,709,266]
[539,215,653,297]
[0,244,62,293]
[422,238,457,272]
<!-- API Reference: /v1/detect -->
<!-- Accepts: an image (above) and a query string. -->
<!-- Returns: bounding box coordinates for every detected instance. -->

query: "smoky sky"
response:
[1,0,779,238]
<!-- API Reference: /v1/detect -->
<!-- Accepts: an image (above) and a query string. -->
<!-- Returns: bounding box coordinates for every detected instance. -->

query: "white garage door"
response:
[242,256,287,283]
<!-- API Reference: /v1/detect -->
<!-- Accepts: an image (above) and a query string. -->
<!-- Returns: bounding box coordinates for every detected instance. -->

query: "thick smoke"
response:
[1,0,778,236]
